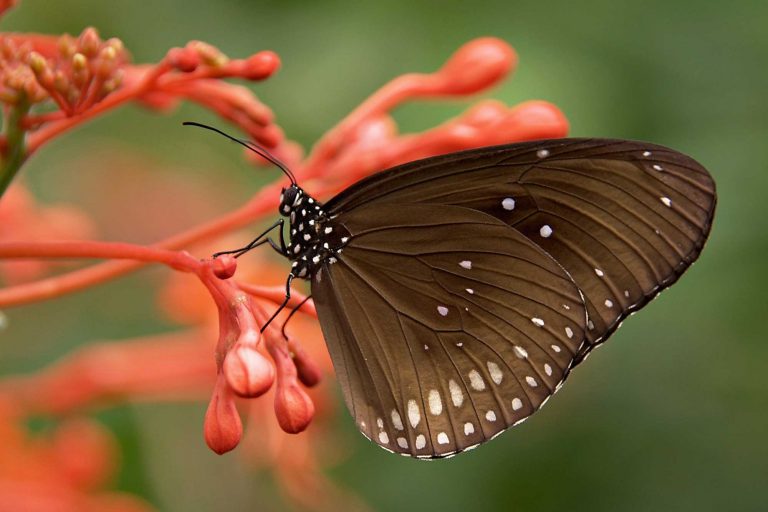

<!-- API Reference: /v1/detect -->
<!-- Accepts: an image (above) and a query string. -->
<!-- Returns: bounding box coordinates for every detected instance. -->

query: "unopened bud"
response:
[204,376,242,454]
[78,27,101,57]
[223,343,274,397]
[212,254,237,279]
[242,51,280,80]
[436,37,516,95]
[274,382,315,434]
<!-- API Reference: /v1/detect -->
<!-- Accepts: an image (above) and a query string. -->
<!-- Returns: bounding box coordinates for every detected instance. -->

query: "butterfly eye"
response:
[280,187,298,215]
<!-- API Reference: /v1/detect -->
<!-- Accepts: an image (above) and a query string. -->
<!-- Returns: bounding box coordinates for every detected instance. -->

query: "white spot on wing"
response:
[437,432,450,445]
[468,370,486,390]
[551,344,561,353]
[531,317,545,327]
[512,398,523,411]
[465,288,474,294]
[595,268,604,277]
[605,299,613,308]
[539,224,553,238]
[643,151,652,157]
[428,389,443,415]
[464,422,475,435]
[391,410,404,431]
[376,417,384,429]
[544,363,553,376]
[459,260,472,269]
[408,400,421,428]
[514,345,528,359]
[661,196,672,207]
[487,361,503,385]
[379,431,389,444]
[397,437,408,449]
[565,327,573,338]
[485,410,497,422]
[502,197,516,210]
[415,434,426,450]
[437,306,449,316]
[525,376,538,388]
[537,148,550,158]
[448,379,464,407]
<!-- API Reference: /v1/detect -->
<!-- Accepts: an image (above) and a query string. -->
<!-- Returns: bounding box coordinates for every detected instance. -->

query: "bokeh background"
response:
[2,1,767,511]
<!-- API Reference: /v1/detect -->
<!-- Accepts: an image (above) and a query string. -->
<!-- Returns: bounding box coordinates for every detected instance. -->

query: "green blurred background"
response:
[2,1,767,511]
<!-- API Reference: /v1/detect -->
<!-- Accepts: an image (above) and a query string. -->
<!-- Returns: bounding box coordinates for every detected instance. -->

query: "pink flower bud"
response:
[275,382,315,434]
[212,254,237,279]
[223,342,274,397]
[436,37,517,95]
[204,376,242,454]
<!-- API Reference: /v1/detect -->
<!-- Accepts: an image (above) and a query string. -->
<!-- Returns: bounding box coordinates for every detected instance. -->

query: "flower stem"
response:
[0,99,31,198]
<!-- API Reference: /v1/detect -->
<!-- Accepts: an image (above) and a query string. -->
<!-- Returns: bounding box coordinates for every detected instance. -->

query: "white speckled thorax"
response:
[280,184,349,280]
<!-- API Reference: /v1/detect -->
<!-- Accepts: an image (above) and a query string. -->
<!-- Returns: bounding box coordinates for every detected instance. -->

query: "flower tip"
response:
[275,383,315,434]
[72,52,87,71]
[243,50,281,80]
[438,37,518,95]
[167,47,200,72]
[27,52,47,73]
[223,344,275,397]
[204,378,243,454]
[508,100,570,138]
[212,254,237,279]
[78,27,102,57]
[294,352,322,388]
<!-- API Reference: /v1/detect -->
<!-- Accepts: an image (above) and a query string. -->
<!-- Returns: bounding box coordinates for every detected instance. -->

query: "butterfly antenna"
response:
[182,121,296,184]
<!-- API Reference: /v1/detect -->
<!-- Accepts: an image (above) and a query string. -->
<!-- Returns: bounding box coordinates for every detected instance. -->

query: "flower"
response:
[0,397,154,512]
[0,23,282,197]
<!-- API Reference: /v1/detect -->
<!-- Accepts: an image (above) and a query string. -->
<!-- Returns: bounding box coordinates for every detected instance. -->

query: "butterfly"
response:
[187,124,716,459]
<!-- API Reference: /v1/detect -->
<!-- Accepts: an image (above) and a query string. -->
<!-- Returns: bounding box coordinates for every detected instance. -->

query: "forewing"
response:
[311,203,587,458]
[324,139,716,359]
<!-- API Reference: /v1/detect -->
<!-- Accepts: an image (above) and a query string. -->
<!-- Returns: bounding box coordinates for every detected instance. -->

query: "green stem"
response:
[0,99,31,198]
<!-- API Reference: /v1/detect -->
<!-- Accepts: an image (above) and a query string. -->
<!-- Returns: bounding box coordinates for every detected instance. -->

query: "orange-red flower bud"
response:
[78,27,101,57]
[436,37,517,95]
[94,46,118,79]
[242,50,280,80]
[290,343,322,387]
[274,381,315,434]
[51,418,116,490]
[167,47,199,72]
[204,375,242,454]
[212,254,237,279]
[223,342,274,397]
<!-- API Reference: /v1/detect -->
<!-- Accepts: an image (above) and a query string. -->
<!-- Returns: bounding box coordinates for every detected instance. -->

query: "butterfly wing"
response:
[323,138,716,360]
[311,203,587,458]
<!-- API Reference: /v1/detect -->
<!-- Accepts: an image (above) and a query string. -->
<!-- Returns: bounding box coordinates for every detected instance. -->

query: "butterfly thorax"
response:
[279,185,349,280]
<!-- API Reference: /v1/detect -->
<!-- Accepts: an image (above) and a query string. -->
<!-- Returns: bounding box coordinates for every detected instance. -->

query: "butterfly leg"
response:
[213,219,286,258]
[260,273,294,333]
[280,294,312,340]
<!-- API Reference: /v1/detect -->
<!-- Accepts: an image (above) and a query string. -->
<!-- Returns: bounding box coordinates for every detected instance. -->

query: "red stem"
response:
[0,240,201,272]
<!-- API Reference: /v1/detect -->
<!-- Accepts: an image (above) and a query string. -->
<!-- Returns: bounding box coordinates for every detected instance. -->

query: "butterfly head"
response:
[279,185,306,216]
